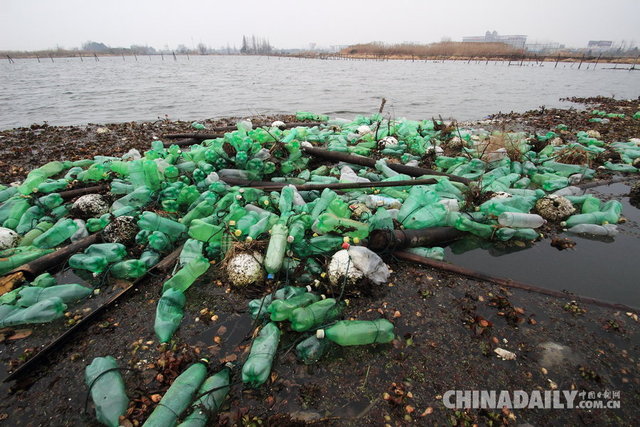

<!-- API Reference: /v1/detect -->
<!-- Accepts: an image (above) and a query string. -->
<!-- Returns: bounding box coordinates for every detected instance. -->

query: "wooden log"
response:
[8,234,100,279]
[367,228,465,252]
[302,146,471,184]
[220,177,439,192]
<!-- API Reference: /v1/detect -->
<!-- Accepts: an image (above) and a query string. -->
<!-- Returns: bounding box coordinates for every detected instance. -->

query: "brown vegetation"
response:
[341,41,524,59]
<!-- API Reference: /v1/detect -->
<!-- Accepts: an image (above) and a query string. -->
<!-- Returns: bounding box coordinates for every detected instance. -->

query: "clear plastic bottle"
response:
[497,212,545,228]
[566,223,618,237]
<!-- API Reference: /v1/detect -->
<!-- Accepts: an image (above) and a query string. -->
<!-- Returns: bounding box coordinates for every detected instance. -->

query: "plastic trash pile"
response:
[0,112,636,327]
[0,110,637,424]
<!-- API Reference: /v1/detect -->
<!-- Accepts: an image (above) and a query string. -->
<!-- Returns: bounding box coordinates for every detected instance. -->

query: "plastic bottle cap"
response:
[341,242,350,249]
[287,235,294,243]
[267,273,274,280]
[320,294,326,300]
[353,237,360,244]
[235,195,242,200]
[234,229,242,236]
[305,285,312,292]
[343,236,350,243]
[229,220,236,226]
[316,329,325,339]
[246,236,253,242]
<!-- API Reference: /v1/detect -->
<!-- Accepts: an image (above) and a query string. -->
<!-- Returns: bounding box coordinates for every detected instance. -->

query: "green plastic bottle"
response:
[111,186,154,211]
[406,246,445,260]
[16,205,45,235]
[139,250,160,268]
[311,213,369,239]
[179,239,204,266]
[292,235,343,257]
[0,297,67,327]
[16,284,92,307]
[0,186,18,203]
[242,322,281,387]
[154,288,186,343]
[264,222,288,275]
[32,272,57,288]
[180,201,214,227]
[110,259,148,279]
[162,256,210,293]
[317,319,395,346]
[85,243,128,262]
[581,196,602,214]
[143,360,208,427]
[188,220,223,243]
[18,161,66,195]
[177,368,230,427]
[138,211,187,238]
[32,218,79,248]
[268,293,320,321]
[1,197,31,230]
[69,254,109,274]
[248,286,309,319]
[148,231,172,252]
[85,356,129,427]
[454,216,494,239]
[296,335,332,365]
[290,298,343,332]
[38,193,64,209]
[0,246,53,275]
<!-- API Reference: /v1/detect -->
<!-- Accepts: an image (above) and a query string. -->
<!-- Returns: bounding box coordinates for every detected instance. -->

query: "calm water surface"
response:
[1,55,639,129]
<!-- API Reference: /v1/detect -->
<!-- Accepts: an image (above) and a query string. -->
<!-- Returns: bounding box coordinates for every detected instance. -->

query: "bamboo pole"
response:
[3,245,183,383]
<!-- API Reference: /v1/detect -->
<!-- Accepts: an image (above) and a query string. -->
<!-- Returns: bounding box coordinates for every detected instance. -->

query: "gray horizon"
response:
[1,0,639,52]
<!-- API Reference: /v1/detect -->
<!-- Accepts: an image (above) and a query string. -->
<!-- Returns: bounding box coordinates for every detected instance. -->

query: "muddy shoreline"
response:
[0,98,639,425]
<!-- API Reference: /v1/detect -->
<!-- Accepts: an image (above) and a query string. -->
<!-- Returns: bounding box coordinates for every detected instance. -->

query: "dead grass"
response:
[341,42,524,58]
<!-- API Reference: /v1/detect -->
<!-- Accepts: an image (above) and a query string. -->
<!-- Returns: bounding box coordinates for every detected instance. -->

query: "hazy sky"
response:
[1,0,639,51]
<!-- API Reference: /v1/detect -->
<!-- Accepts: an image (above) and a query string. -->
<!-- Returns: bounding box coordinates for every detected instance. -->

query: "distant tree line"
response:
[240,35,273,54]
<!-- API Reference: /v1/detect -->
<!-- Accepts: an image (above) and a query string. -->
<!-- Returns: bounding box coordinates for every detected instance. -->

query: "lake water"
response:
[1,55,639,129]
[0,55,639,307]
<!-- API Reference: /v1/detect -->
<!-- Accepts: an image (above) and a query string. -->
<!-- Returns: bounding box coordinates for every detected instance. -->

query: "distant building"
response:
[463,31,527,49]
[587,40,613,49]
[525,42,565,53]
